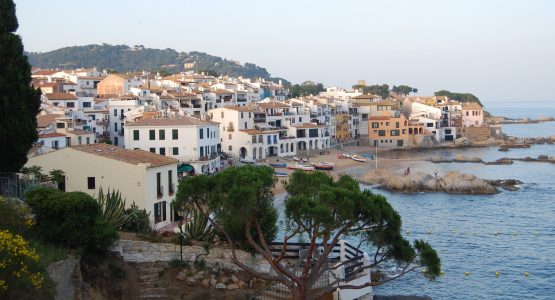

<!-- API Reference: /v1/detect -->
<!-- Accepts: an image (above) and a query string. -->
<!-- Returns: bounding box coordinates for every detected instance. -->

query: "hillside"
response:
[26,44,289,84]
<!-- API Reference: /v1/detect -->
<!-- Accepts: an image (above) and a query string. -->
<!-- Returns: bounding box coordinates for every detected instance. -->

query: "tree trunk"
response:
[292,283,308,300]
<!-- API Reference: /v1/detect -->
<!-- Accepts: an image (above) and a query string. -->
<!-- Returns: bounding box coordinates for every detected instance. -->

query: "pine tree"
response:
[0,0,41,172]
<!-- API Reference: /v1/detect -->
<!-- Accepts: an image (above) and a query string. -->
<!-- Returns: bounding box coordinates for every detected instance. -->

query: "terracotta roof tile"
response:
[38,132,66,138]
[45,93,77,100]
[126,117,219,127]
[37,114,61,128]
[71,144,178,168]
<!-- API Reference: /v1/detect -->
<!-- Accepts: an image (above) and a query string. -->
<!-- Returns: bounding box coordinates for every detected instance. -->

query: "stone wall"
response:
[460,126,491,141]
[112,240,271,274]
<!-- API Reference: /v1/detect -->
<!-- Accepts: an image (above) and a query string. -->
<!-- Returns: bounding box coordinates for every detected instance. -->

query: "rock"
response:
[453,155,482,163]
[376,171,499,194]
[430,156,451,163]
[487,179,523,191]
[210,277,217,286]
[227,283,240,290]
[215,283,226,289]
[176,271,188,281]
[231,275,239,283]
[186,277,197,285]
[46,255,83,300]
[201,279,210,288]
[485,158,513,165]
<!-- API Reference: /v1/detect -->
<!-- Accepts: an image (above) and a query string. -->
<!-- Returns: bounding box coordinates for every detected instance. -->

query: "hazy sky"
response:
[14,0,555,103]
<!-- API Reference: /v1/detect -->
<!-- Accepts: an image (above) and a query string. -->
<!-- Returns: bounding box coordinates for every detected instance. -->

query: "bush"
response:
[0,196,32,236]
[0,230,55,300]
[26,187,118,253]
[120,202,152,234]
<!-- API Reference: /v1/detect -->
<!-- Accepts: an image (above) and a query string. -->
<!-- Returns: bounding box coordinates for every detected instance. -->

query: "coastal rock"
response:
[365,170,502,194]
[453,155,483,163]
[486,179,523,191]
[485,158,513,165]
[215,283,226,289]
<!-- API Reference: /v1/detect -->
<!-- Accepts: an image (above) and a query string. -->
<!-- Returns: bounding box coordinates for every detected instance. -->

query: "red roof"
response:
[38,132,66,138]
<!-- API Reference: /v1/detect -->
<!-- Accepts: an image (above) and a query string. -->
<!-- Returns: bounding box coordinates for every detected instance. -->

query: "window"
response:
[86,137,90,144]
[159,129,165,140]
[114,123,118,132]
[87,177,95,189]
[229,145,232,151]
[82,102,91,108]
[154,201,166,223]
[167,170,175,197]
[133,130,140,140]
[378,130,386,137]
[172,147,178,155]
[390,130,400,136]
[199,128,204,139]
[244,122,247,129]
[241,112,244,118]
[396,122,400,128]
[371,122,379,128]
[229,134,232,140]
[56,123,65,128]
[273,135,277,144]
[66,102,75,108]
[114,137,118,146]
[299,117,302,122]
[149,130,155,140]
[172,129,178,140]
[267,135,271,144]
[113,109,117,116]
[159,147,166,156]
[156,172,162,198]
[150,148,155,153]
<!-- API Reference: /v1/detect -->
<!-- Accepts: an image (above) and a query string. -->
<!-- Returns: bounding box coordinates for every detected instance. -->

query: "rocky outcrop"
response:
[46,255,86,300]
[429,155,483,163]
[361,170,504,194]
[484,158,514,165]
[486,179,523,191]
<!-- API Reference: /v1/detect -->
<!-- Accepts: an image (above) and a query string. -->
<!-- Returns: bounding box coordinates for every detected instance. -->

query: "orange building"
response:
[97,74,131,95]
[368,115,409,148]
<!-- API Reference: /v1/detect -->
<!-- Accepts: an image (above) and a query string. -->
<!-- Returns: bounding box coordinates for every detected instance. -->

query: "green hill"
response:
[26,44,289,84]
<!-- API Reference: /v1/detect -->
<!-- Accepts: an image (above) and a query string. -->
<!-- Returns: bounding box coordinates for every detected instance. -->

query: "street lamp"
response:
[173,210,185,262]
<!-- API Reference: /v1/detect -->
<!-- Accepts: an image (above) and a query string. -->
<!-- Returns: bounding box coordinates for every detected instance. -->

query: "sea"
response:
[276,100,555,299]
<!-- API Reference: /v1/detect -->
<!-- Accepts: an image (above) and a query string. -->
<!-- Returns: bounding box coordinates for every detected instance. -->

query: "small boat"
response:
[287,164,314,171]
[240,158,256,164]
[319,161,335,167]
[274,171,288,177]
[361,153,374,159]
[341,153,351,159]
[313,163,334,171]
[293,156,300,161]
[351,155,367,162]
[269,163,287,168]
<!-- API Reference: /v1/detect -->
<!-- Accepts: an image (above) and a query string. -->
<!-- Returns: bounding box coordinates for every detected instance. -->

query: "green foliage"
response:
[392,85,418,96]
[352,84,390,99]
[25,187,118,253]
[175,166,278,251]
[197,69,219,77]
[30,241,68,266]
[180,208,214,242]
[0,196,31,236]
[284,171,441,280]
[26,44,288,82]
[168,258,189,269]
[290,81,325,98]
[435,90,482,106]
[48,169,65,184]
[21,165,46,181]
[96,187,131,229]
[120,202,152,234]
[0,0,42,172]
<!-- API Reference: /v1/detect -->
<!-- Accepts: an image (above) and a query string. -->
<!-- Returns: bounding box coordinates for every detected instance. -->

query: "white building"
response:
[25,144,178,229]
[108,99,144,146]
[124,117,221,174]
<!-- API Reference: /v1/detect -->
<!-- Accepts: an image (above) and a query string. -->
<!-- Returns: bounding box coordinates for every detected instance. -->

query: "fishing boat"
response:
[240,158,256,164]
[274,171,288,177]
[341,153,351,159]
[269,163,287,168]
[361,153,374,159]
[351,155,367,162]
[319,161,335,167]
[293,156,300,161]
[286,163,314,171]
[313,163,334,170]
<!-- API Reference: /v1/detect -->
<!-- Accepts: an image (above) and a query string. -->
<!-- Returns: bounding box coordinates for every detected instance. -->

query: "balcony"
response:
[157,185,164,199]
[254,118,266,123]
[199,153,218,161]
[118,129,124,136]
[193,104,202,108]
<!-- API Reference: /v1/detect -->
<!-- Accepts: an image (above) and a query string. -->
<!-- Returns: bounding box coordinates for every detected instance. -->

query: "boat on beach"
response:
[286,163,315,171]
[351,155,367,162]
[361,153,374,159]
[269,163,287,168]
[313,163,334,170]
[274,171,288,177]
[240,158,256,164]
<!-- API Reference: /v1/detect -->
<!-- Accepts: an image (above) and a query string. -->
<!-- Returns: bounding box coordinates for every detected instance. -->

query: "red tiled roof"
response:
[125,117,218,127]
[37,114,61,128]
[71,144,178,168]
[38,132,66,138]
[45,93,77,100]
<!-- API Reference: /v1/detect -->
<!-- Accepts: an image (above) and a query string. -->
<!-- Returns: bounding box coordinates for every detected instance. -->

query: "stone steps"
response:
[135,263,168,300]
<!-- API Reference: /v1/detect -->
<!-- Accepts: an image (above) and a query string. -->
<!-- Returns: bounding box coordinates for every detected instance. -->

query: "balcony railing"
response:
[157,185,164,199]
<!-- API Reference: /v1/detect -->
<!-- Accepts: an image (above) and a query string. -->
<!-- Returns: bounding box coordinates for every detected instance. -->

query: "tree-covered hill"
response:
[26,44,289,83]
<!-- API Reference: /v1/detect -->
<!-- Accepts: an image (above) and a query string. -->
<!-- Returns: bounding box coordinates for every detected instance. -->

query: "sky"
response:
[13,0,555,104]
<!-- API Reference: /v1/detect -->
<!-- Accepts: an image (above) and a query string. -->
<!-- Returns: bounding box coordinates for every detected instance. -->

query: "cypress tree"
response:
[0,0,41,172]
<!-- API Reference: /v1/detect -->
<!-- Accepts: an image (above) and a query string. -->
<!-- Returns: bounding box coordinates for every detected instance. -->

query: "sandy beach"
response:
[264,146,427,195]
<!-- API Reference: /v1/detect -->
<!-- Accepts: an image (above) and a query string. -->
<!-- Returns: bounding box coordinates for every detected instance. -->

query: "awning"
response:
[178,164,194,172]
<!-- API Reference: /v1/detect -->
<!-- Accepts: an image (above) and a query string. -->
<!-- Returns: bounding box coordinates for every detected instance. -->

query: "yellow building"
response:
[335,113,350,141]
[368,115,409,148]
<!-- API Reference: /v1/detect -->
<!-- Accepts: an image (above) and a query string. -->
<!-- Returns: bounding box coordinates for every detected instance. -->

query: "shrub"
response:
[120,202,152,234]
[0,230,55,299]
[0,196,32,236]
[96,187,130,228]
[26,187,118,253]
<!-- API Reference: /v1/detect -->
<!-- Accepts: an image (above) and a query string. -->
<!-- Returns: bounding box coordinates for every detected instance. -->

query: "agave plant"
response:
[179,208,214,242]
[96,187,131,228]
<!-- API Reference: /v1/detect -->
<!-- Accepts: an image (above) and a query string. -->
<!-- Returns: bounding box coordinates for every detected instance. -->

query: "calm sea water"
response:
[275,119,555,299]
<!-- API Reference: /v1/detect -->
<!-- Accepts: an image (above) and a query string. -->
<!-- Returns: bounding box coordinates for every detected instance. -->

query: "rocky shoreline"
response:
[359,170,521,194]
[429,154,555,165]
[488,116,555,124]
